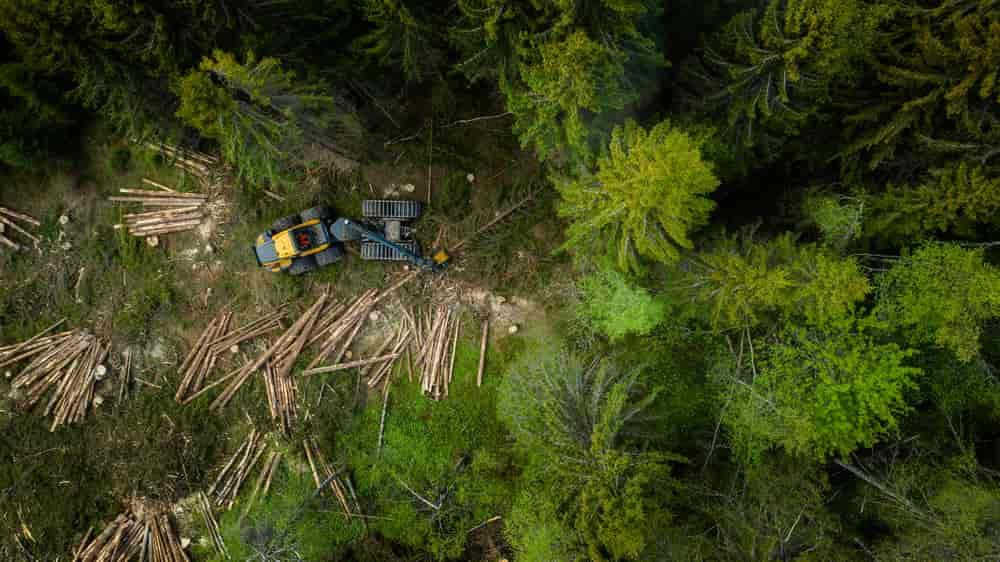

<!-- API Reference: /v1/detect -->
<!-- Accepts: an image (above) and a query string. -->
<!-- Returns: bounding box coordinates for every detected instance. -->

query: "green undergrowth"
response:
[206,465,365,561]
[333,323,526,560]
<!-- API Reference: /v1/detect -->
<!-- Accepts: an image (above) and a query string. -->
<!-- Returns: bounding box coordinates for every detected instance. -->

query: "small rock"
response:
[368,311,380,322]
[345,350,354,359]
[204,243,215,255]
[495,295,507,305]
[180,538,191,550]
[4,370,11,379]
[466,173,475,183]
[58,215,70,225]
[146,235,159,247]
[94,364,107,380]
[61,241,72,251]
[92,395,104,407]
[508,324,519,334]
[401,183,416,193]
[229,345,239,354]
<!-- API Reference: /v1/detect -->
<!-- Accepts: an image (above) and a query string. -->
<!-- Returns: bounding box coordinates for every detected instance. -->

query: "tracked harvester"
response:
[253,200,449,275]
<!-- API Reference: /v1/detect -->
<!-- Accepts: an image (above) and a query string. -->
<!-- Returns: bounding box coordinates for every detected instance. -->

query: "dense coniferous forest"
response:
[1,0,999,560]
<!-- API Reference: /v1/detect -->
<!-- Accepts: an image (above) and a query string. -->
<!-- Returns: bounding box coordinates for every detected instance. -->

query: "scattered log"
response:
[476,319,489,387]
[0,206,39,251]
[303,437,352,515]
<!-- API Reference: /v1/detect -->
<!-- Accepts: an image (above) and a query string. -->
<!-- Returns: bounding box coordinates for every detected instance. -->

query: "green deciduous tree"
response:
[576,266,666,340]
[875,243,1000,362]
[728,317,920,461]
[557,119,719,272]
[802,193,865,249]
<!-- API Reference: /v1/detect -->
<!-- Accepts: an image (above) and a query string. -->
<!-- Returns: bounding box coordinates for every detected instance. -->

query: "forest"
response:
[0,0,999,560]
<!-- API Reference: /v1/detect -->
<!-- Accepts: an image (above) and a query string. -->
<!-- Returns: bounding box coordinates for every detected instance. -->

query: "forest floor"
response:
[0,117,569,560]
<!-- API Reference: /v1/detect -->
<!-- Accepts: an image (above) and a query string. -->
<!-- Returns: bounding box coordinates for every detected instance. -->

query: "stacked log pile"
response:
[410,305,462,400]
[173,308,285,404]
[208,429,269,510]
[73,510,189,562]
[1,320,109,431]
[110,180,209,238]
[0,206,40,251]
[210,293,329,414]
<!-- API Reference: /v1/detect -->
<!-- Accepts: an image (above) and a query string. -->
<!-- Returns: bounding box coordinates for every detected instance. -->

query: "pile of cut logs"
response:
[73,510,188,562]
[1,320,109,431]
[410,304,462,400]
[110,179,208,239]
[173,308,285,405]
[0,206,39,251]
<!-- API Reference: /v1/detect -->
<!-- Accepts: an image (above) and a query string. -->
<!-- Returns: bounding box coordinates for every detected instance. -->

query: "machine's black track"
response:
[360,240,420,261]
[362,199,422,220]
[271,214,300,232]
[315,244,345,266]
[288,255,318,275]
[300,205,334,222]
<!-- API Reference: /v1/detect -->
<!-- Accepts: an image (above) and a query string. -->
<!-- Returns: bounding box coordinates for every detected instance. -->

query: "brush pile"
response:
[303,436,359,515]
[110,179,209,239]
[73,510,189,562]
[409,304,462,400]
[208,429,270,510]
[173,308,285,404]
[141,141,223,186]
[1,320,109,431]
[0,206,39,251]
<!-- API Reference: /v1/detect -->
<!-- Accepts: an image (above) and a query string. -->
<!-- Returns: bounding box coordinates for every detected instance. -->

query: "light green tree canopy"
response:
[875,243,1000,362]
[676,232,871,330]
[576,267,666,340]
[728,317,920,461]
[557,119,719,272]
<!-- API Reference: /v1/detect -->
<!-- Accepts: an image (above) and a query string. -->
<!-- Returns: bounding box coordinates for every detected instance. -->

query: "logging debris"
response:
[1,320,109,431]
[196,492,228,559]
[303,436,359,516]
[0,206,40,252]
[208,428,269,510]
[73,509,189,562]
